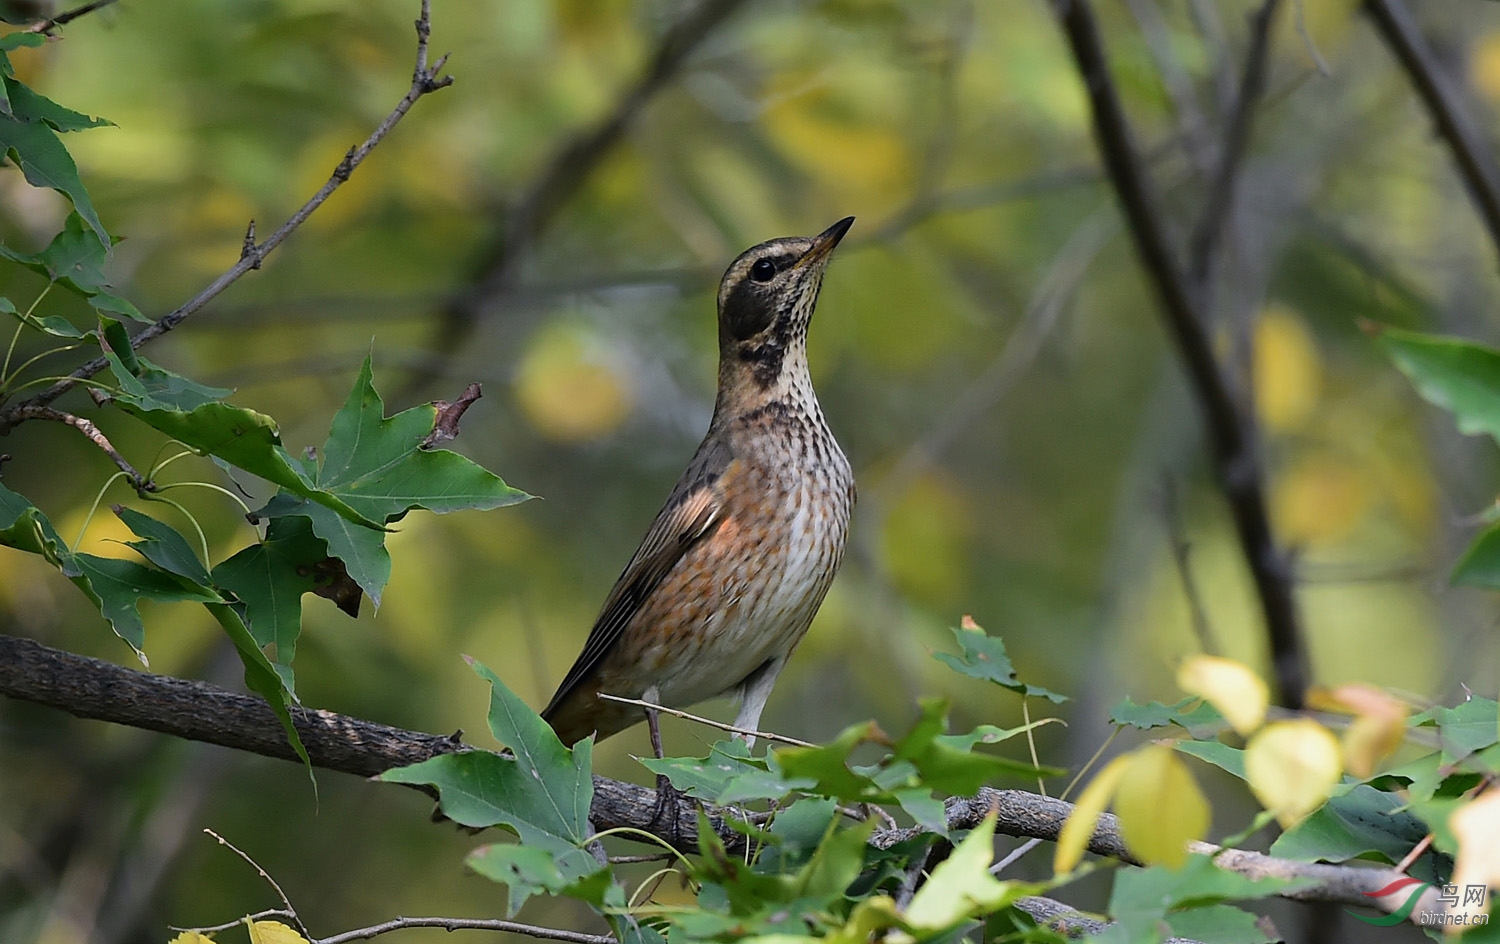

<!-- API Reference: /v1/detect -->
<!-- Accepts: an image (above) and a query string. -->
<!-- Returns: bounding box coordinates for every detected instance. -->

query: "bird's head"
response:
[714,216,854,399]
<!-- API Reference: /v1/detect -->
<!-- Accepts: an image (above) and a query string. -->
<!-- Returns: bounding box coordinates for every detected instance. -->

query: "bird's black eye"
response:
[750,259,777,282]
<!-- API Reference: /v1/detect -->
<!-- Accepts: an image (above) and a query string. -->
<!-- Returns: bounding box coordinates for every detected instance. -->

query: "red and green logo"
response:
[1348,877,1429,926]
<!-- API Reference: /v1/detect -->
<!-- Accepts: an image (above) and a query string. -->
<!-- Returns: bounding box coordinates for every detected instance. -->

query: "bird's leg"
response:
[732,656,787,749]
[642,686,686,838]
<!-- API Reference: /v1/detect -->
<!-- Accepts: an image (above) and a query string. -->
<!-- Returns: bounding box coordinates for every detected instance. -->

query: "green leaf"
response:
[639,739,795,801]
[933,623,1067,702]
[90,290,147,323]
[71,552,219,661]
[381,659,599,907]
[101,351,379,529]
[1165,904,1278,944]
[1108,855,1308,941]
[114,506,212,587]
[298,357,529,600]
[0,33,46,53]
[2,76,111,133]
[0,212,110,293]
[381,657,605,915]
[905,814,1029,931]
[254,358,529,604]
[204,601,310,776]
[0,114,108,245]
[31,314,91,338]
[0,484,221,661]
[1110,696,1223,730]
[1378,326,1500,444]
[1270,785,1445,883]
[1418,697,1500,765]
[1173,739,1247,781]
[466,843,616,917]
[212,515,331,667]
[893,698,1058,794]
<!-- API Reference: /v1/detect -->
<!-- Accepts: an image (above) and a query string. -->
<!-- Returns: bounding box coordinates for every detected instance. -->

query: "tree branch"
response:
[0,0,454,433]
[0,633,1434,925]
[4,405,149,489]
[1051,0,1308,708]
[1364,0,1500,270]
[1187,0,1283,287]
[421,0,748,383]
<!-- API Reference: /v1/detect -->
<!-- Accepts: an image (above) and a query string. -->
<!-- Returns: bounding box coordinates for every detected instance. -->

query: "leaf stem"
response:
[156,480,255,520]
[143,492,211,566]
[1,283,53,383]
[72,470,128,552]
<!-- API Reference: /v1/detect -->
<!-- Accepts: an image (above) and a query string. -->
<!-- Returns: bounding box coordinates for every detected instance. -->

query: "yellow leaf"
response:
[1245,719,1342,828]
[906,813,1016,929]
[247,921,310,944]
[1253,305,1322,432]
[166,934,216,944]
[1306,683,1408,778]
[1473,31,1500,104]
[1451,790,1500,917]
[1054,755,1129,874]
[1114,744,1209,868]
[1176,655,1268,736]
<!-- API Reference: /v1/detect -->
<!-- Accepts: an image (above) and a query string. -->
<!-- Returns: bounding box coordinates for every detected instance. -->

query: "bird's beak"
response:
[797,216,856,269]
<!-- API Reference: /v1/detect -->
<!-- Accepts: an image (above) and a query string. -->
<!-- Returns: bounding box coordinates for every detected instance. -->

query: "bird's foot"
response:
[648,771,692,839]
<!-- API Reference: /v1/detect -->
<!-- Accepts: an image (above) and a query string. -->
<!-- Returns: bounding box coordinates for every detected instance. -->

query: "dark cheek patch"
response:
[723,281,774,341]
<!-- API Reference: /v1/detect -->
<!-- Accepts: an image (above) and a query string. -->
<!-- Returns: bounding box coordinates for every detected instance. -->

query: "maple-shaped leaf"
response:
[266,357,530,603]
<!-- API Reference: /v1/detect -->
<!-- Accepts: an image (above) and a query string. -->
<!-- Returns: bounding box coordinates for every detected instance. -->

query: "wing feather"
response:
[541,437,733,719]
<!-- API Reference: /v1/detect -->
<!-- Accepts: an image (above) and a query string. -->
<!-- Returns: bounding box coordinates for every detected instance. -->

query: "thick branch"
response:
[1051,0,1307,708]
[1364,0,1500,269]
[0,0,453,431]
[0,633,1432,924]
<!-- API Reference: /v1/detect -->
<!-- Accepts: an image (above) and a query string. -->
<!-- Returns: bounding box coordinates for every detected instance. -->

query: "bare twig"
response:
[1364,0,1500,271]
[316,916,613,944]
[6,405,148,489]
[1160,477,1218,656]
[0,0,454,432]
[25,0,119,33]
[595,692,814,747]
[1051,0,1308,708]
[421,0,748,389]
[202,829,310,941]
[1187,0,1283,288]
[174,909,298,935]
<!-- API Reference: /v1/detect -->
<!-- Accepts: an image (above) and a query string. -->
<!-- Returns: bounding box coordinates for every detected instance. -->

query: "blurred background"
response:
[1,0,1497,941]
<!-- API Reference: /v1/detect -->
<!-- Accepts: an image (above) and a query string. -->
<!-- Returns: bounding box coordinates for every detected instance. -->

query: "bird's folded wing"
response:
[541,442,734,719]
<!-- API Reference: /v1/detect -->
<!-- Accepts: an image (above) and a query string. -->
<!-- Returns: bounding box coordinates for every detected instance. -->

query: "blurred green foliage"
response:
[3,0,1500,941]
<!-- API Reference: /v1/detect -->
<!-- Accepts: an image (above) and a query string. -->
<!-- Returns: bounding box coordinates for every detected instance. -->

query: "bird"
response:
[542,217,858,751]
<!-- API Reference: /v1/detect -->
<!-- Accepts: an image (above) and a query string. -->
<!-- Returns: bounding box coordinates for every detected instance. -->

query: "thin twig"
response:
[0,0,453,431]
[1364,0,1500,271]
[316,916,614,944]
[25,0,119,33]
[1292,0,1331,77]
[6,405,149,489]
[989,837,1043,876]
[1160,477,1218,656]
[1051,0,1308,708]
[595,692,814,747]
[422,0,748,390]
[202,828,310,940]
[174,909,298,935]
[1187,0,1283,288]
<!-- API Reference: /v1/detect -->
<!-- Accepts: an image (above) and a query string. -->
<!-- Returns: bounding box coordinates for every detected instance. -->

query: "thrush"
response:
[542,217,857,749]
